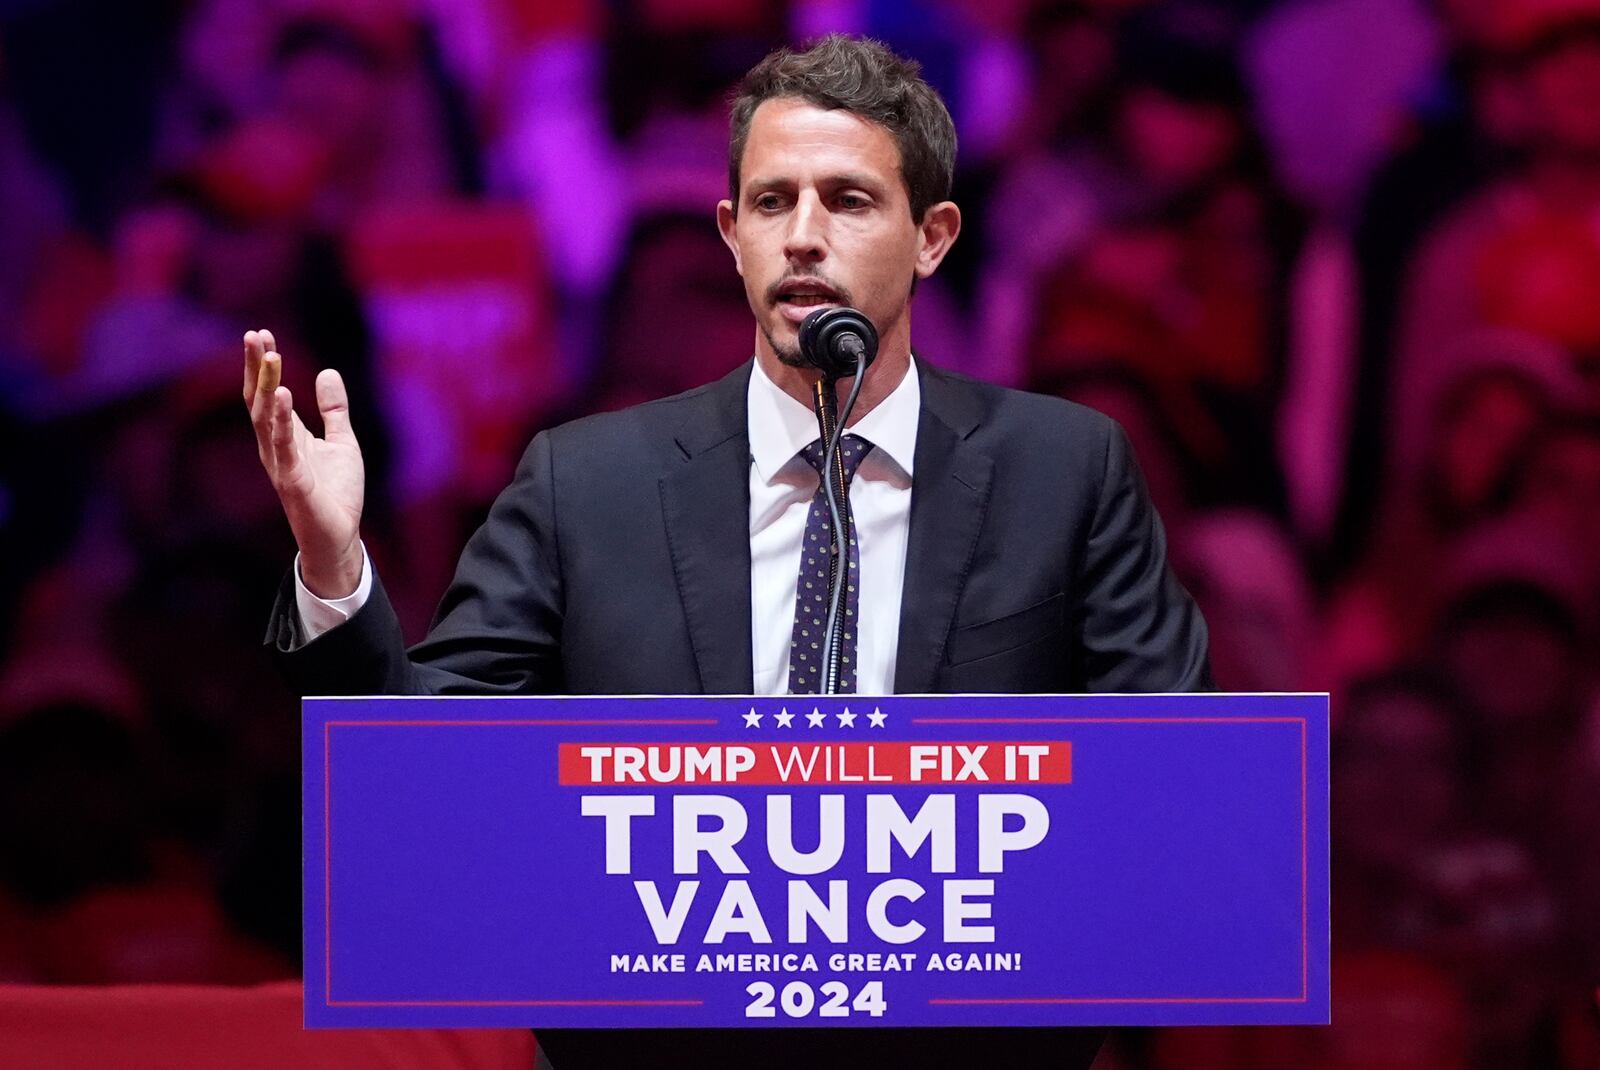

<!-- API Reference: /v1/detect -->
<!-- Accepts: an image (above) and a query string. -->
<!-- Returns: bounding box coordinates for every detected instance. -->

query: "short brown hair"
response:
[727,33,957,223]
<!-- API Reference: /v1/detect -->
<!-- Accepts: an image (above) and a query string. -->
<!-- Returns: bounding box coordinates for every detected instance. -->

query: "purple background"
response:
[4,1,1597,1062]
[304,693,1328,1028]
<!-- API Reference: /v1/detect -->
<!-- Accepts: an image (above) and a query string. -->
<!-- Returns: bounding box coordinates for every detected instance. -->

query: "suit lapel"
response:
[659,363,756,695]
[893,362,994,694]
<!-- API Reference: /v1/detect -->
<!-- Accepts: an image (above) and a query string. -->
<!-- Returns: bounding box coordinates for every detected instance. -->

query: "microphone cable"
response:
[814,365,869,695]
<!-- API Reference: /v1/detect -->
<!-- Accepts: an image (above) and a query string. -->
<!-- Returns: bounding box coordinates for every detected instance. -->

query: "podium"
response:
[303,694,1328,1029]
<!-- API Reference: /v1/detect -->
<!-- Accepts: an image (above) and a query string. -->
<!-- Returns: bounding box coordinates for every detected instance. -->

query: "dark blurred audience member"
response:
[0,660,152,911]
[1399,833,1566,1070]
[1510,412,1600,573]
[271,16,471,226]
[1024,4,1298,514]
[1330,671,1470,947]
[1176,509,1317,690]
[1433,565,1591,854]
[977,0,1124,381]
[1550,693,1600,999]
[0,652,289,983]
[589,210,755,410]
[0,0,179,236]
[1394,8,1600,468]
[1334,0,1530,567]
[1326,346,1572,685]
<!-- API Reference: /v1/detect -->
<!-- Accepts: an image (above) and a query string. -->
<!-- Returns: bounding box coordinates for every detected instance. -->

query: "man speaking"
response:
[245,32,1210,1070]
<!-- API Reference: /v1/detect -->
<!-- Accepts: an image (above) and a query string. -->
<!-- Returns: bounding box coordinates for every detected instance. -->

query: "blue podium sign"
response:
[303,693,1328,1029]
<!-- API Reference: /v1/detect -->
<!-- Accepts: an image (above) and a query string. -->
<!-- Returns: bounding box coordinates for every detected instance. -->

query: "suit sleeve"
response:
[264,431,566,696]
[1075,420,1213,693]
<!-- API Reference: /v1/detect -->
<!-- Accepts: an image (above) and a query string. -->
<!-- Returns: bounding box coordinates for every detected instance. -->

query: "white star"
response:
[743,708,762,728]
[836,707,857,728]
[775,707,795,728]
[806,707,827,728]
[867,707,888,728]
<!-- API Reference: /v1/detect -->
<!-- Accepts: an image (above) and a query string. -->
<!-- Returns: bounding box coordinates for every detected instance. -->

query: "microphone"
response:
[797,307,877,694]
[798,307,879,381]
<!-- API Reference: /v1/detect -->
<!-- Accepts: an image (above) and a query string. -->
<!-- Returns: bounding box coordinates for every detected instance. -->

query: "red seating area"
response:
[0,982,535,1069]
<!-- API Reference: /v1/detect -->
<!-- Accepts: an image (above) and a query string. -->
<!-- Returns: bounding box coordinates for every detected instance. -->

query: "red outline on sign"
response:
[319,713,1317,1010]
[338,719,721,727]
[329,999,705,1007]
[912,715,1311,1006]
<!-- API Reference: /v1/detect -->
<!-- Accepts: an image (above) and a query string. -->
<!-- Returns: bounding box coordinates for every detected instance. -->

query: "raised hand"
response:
[244,329,366,598]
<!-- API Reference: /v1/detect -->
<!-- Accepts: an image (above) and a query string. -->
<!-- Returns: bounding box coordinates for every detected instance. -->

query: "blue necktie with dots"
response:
[788,434,873,694]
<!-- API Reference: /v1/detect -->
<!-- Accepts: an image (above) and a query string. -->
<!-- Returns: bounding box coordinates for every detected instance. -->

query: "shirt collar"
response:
[748,354,920,484]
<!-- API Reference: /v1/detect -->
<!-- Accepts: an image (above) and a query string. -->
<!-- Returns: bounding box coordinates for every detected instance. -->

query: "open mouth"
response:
[773,278,843,306]
[773,279,845,323]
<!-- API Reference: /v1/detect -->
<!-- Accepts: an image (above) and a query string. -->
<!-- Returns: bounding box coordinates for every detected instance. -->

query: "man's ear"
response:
[914,200,962,280]
[717,199,743,277]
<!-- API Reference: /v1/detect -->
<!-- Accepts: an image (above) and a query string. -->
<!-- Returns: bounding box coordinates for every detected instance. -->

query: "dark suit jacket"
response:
[268,358,1211,1069]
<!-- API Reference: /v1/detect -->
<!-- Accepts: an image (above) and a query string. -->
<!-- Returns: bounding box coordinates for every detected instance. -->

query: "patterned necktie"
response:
[788,435,873,694]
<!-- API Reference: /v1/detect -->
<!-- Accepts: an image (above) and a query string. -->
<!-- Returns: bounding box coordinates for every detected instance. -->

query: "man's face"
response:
[718,99,928,368]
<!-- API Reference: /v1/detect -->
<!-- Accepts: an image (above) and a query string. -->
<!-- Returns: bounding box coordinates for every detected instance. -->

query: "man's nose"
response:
[783,192,827,264]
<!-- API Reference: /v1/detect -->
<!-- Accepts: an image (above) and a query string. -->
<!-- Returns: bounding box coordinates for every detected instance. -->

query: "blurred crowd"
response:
[1,0,1598,1066]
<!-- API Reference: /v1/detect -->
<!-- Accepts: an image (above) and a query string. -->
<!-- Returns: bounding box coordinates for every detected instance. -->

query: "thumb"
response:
[315,368,356,444]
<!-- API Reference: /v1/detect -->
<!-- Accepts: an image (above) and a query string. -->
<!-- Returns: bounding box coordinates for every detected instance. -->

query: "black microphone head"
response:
[798,307,879,380]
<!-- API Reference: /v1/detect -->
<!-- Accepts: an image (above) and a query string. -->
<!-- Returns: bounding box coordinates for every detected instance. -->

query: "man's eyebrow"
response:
[744,176,793,198]
[821,172,887,192]
[743,173,889,198]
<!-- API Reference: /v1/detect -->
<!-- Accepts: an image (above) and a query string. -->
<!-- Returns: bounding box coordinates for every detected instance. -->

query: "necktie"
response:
[788,435,873,694]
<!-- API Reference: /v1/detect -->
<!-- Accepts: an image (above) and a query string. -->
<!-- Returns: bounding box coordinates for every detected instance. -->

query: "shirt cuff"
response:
[294,544,373,643]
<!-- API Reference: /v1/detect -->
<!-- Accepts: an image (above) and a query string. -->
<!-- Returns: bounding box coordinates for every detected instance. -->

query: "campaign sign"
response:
[303,693,1328,1029]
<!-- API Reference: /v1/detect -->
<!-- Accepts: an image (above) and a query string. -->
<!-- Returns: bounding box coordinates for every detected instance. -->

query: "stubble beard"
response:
[760,273,917,370]
[762,322,808,369]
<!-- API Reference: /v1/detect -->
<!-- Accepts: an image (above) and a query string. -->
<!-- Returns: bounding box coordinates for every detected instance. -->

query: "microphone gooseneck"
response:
[798,307,877,695]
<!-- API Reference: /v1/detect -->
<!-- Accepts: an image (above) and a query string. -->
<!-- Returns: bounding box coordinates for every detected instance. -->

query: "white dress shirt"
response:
[296,358,921,695]
[746,356,918,695]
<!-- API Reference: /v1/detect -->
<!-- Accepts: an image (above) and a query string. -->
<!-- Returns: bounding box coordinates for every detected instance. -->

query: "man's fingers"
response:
[270,386,300,475]
[257,350,283,402]
[243,331,261,403]
[243,328,279,405]
[249,351,284,454]
[315,368,355,444]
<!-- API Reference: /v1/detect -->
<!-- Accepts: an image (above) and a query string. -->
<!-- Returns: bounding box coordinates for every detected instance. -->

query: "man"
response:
[246,33,1210,1070]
